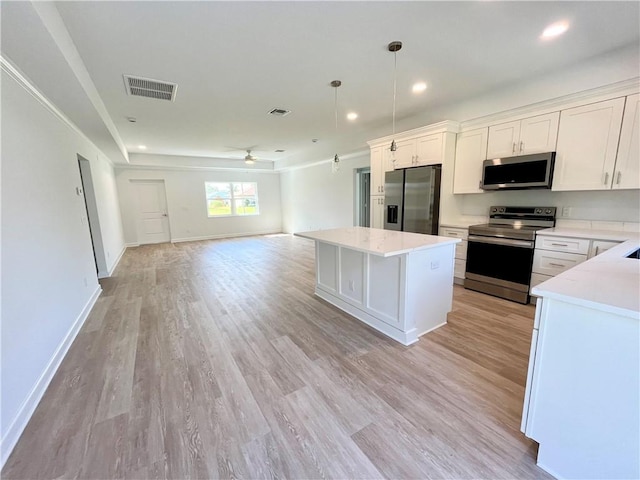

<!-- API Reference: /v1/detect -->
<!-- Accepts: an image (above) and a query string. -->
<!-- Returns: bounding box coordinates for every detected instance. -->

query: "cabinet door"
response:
[552,98,625,191]
[588,240,621,259]
[370,196,385,229]
[415,133,443,166]
[370,147,384,195]
[392,138,415,169]
[519,112,560,155]
[613,93,640,190]
[453,128,487,194]
[487,120,520,159]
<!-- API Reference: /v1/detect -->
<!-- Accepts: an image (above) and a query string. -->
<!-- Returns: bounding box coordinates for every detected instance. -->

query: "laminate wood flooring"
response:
[3,234,553,479]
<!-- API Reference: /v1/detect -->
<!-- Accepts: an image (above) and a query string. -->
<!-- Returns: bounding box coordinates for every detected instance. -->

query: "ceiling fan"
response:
[244,150,257,165]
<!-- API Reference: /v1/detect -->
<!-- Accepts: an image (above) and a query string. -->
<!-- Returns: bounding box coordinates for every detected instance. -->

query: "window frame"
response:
[205,181,259,218]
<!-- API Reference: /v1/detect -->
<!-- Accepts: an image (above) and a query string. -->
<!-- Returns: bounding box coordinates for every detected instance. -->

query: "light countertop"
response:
[536,227,640,242]
[532,239,640,318]
[295,227,460,257]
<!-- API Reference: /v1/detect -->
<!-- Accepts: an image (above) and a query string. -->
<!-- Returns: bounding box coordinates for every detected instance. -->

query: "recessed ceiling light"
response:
[541,21,569,39]
[138,145,147,150]
[412,82,427,93]
[347,112,358,121]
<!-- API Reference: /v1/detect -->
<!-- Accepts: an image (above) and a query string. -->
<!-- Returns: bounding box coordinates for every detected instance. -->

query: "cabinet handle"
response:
[448,232,458,236]
[550,243,568,247]
[616,171,622,185]
[512,142,517,154]
[478,180,482,189]
[604,172,609,185]
[595,245,600,256]
[520,141,524,153]
[549,262,566,268]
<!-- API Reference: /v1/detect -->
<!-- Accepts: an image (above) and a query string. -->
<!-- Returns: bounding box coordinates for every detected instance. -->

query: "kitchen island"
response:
[521,236,640,479]
[295,227,460,345]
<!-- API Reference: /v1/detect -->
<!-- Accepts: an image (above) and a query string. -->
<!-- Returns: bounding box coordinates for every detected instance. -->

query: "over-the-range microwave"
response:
[481,152,555,190]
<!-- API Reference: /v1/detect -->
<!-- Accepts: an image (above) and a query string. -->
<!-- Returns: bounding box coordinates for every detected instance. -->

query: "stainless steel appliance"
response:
[481,152,555,190]
[465,206,556,303]
[384,165,441,235]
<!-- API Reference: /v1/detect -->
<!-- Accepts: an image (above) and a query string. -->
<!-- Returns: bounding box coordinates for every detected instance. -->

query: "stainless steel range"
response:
[464,206,556,304]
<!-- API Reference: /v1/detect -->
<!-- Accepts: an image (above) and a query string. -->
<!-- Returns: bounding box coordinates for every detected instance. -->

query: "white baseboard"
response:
[171,230,282,244]
[0,285,102,468]
[125,242,140,248]
[106,245,127,277]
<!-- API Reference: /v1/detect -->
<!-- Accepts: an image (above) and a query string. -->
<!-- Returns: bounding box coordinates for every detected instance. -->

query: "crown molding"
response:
[275,148,369,172]
[115,163,280,174]
[459,77,640,131]
[1,55,117,169]
[367,120,460,148]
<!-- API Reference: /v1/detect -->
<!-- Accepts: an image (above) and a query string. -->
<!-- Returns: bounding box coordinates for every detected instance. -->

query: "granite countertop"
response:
[532,238,640,318]
[295,227,460,257]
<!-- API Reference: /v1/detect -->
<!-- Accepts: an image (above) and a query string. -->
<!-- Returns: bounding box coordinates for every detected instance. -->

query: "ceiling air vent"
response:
[268,108,291,117]
[275,149,286,153]
[123,75,177,102]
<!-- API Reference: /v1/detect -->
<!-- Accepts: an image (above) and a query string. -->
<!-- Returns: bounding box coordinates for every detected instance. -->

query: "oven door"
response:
[465,235,535,298]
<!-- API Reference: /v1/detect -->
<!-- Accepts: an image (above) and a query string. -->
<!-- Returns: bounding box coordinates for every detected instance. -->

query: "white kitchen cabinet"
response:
[371,196,385,229]
[371,146,393,195]
[532,249,587,276]
[535,235,590,255]
[613,93,640,190]
[391,133,445,169]
[487,112,559,159]
[453,128,488,194]
[588,240,621,259]
[391,138,416,169]
[439,226,468,283]
[552,97,625,191]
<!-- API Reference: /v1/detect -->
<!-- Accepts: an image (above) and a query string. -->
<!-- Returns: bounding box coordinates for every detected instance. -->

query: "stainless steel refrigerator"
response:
[383,165,441,235]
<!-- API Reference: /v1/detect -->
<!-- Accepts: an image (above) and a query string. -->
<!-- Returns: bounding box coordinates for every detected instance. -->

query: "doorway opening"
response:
[355,167,371,227]
[78,155,108,276]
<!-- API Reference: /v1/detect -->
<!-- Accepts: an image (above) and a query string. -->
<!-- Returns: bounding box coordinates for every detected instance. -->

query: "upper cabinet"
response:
[453,128,488,194]
[487,112,560,159]
[390,133,446,169]
[552,97,625,191]
[613,93,640,190]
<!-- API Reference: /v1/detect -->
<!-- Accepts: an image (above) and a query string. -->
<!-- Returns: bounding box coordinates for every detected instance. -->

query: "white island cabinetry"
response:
[296,227,460,346]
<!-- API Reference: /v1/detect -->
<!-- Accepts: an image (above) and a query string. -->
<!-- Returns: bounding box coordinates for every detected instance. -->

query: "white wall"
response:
[116,166,282,244]
[1,67,125,464]
[281,153,370,233]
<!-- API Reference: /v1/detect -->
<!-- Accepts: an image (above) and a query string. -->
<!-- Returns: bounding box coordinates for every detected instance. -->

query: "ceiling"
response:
[2,1,639,169]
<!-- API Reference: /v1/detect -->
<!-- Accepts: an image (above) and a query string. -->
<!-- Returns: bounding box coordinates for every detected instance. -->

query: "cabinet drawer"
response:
[535,235,590,254]
[440,227,468,240]
[532,249,587,276]
[530,272,553,292]
[454,258,466,279]
[455,240,468,260]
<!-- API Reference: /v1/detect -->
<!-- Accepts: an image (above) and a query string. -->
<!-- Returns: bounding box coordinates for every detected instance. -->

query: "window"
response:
[205,182,259,217]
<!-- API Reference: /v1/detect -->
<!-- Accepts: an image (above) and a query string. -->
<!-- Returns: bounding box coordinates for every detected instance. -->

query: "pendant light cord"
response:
[392,50,397,136]
[334,86,338,132]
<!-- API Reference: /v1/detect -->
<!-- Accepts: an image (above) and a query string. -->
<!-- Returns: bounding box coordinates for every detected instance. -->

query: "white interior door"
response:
[132,180,171,244]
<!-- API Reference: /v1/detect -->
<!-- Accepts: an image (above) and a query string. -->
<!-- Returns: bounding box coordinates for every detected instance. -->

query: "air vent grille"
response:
[123,75,177,101]
[275,149,285,152]
[268,108,291,116]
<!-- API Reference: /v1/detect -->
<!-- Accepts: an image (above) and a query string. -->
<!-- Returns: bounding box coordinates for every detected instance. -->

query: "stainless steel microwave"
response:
[481,152,555,190]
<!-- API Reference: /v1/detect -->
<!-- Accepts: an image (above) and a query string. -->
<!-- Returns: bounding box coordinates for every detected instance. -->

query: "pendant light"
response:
[331,80,341,173]
[388,41,402,163]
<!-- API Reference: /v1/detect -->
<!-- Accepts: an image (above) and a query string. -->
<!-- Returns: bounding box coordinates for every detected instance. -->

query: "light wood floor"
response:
[3,235,553,479]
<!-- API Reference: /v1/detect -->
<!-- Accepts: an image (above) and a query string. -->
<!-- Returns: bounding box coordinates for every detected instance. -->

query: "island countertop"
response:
[295,226,460,257]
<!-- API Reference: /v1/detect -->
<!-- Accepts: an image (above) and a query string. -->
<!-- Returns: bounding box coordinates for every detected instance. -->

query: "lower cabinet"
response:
[530,234,622,299]
[439,226,468,283]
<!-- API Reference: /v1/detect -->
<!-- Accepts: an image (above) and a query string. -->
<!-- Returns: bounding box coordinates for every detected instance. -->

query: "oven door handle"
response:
[468,235,534,249]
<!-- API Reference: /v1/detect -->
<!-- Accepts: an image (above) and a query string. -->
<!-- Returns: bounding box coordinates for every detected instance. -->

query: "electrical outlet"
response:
[562,206,572,217]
